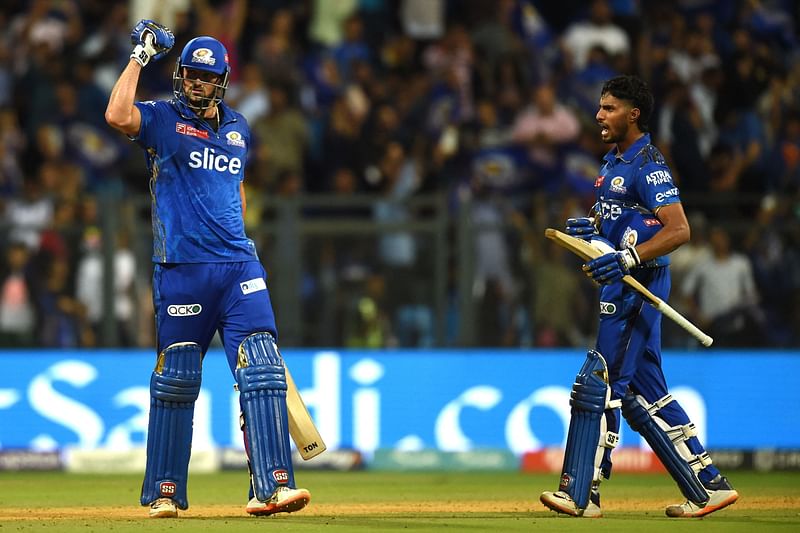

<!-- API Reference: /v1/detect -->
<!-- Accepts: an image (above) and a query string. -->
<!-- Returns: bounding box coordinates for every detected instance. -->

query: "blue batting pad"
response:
[622,393,709,505]
[140,342,202,509]
[236,332,295,502]
[559,350,608,509]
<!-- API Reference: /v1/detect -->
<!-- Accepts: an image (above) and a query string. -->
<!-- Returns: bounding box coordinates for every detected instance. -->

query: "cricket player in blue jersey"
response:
[539,76,738,518]
[105,20,310,518]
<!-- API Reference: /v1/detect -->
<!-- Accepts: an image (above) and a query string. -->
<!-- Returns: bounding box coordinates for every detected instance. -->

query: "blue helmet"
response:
[172,36,230,110]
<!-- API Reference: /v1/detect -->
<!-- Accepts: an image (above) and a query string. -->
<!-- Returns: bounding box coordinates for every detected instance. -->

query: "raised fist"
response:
[130,20,175,67]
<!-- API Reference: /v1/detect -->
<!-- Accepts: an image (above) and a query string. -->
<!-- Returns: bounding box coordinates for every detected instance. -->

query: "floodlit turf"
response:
[1,470,799,532]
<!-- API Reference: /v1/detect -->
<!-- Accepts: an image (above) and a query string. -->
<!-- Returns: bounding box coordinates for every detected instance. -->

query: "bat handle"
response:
[656,301,714,347]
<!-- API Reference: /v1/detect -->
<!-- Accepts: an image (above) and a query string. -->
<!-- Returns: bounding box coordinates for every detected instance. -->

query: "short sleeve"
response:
[637,162,681,212]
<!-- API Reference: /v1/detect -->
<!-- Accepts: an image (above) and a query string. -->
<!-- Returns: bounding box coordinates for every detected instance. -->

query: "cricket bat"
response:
[285,365,327,460]
[545,228,713,347]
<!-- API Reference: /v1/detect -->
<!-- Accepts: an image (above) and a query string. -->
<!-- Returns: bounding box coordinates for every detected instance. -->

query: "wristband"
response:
[620,248,640,270]
[131,44,150,67]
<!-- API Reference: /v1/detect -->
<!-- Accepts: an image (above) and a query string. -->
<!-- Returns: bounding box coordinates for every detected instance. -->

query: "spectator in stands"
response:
[510,82,581,192]
[681,225,763,347]
[252,81,310,191]
[0,241,35,347]
[75,227,137,346]
[560,0,630,73]
[3,175,53,252]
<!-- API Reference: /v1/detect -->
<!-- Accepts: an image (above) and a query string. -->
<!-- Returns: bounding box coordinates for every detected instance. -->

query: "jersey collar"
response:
[603,133,651,165]
[172,98,238,129]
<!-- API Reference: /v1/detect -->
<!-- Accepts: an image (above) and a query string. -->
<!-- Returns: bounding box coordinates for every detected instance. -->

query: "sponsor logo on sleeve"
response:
[240,277,267,295]
[646,170,673,185]
[167,304,202,317]
[594,175,605,187]
[655,187,679,203]
[176,122,209,139]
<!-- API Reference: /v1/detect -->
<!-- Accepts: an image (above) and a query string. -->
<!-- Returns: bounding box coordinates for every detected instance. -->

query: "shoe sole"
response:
[247,492,310,516]
[540,494,602,518]
[666,491,739,518]
[149,509,178,518]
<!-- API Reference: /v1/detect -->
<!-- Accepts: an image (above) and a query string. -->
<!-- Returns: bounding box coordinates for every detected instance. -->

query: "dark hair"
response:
[601,75,654,132]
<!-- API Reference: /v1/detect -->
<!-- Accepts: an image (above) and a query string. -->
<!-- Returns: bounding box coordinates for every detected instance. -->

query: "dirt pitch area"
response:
[0,496,792,520]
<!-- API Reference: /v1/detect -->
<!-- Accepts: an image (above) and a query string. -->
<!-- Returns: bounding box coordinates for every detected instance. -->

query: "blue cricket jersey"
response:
[593,133,679,267]
[133,98,257,263]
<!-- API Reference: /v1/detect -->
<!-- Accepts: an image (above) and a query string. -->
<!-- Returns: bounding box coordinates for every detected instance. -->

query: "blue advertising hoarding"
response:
[0,349,797,454]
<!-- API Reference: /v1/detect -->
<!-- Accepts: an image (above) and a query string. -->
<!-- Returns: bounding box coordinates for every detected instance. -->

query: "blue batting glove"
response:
[583,248,640,284]
[130,20,174,66]
[565,217,597,241]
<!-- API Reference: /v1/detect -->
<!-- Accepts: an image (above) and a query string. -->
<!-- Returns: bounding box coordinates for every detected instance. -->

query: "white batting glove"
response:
[130,19,175,67]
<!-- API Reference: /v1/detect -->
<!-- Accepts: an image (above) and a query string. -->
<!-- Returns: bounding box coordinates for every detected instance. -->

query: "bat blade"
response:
[285,365,327,460]
[544,227,602,261]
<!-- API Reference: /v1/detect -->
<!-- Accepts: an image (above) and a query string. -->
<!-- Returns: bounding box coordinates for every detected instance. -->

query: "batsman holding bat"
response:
[539,75,738,518]
[105,20,310,518]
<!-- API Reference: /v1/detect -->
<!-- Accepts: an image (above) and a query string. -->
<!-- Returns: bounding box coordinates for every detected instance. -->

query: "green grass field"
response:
[1,470,798,532]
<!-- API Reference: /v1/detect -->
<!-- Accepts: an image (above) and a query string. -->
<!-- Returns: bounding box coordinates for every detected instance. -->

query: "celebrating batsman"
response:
[105,20,311,518]
[539,75,738,518]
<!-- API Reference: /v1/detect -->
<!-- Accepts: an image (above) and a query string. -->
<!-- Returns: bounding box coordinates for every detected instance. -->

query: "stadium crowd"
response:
[0,0,798,349]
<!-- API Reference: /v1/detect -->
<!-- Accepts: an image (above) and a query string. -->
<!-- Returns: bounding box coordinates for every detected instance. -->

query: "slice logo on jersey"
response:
[188,148,242,174]
[176,122,209,139]
[594,175,605,187]
[272,469,289,484]
[191,48,216,66]
[600,301,617,314]
[226,131,246,147]
[240,277,266,295]
[159,481,176,496]
[168,304,202,317]
[609,176,627,194]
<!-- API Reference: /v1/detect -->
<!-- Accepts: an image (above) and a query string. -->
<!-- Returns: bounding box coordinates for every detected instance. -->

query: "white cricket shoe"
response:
[665,475,739,518]
[246,486,311,516]
[148,497,178,518]
[540,490,602,518]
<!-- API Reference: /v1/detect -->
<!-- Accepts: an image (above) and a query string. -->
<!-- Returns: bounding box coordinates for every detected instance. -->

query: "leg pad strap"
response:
[622,393,710,505]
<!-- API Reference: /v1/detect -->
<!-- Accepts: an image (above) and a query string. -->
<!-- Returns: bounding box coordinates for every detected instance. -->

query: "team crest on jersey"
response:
[609,176,627,193]
[226,131,246,147]
[621,227,639,248]
[176,122,209,139]
[191,48,216,66]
